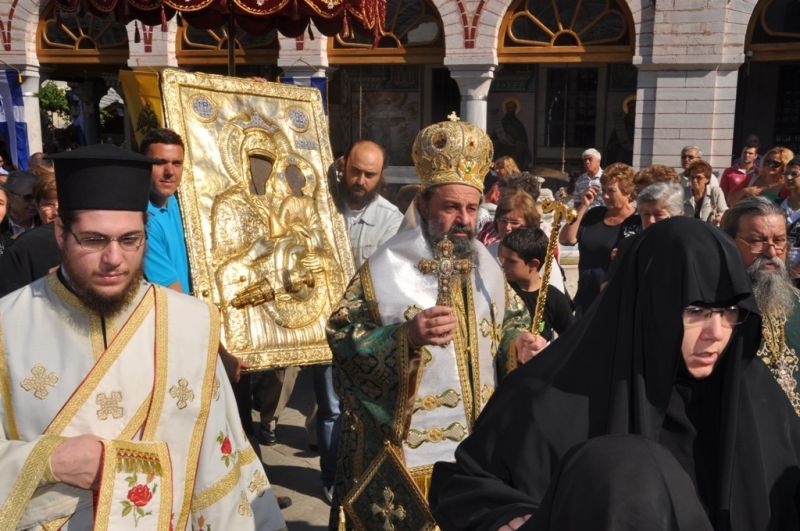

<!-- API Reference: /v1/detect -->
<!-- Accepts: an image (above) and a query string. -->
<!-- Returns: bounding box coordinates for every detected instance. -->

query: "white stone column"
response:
[20,65,42,154]
[632,65,739,172]
[277,33,330,87]
[447,65,495,131]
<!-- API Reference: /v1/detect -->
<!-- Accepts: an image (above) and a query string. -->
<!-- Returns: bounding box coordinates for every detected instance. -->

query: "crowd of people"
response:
[0,121,799,530]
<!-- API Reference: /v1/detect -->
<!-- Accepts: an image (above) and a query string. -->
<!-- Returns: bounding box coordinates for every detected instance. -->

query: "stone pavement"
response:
[255,262,579,530]
[258,369,330,530]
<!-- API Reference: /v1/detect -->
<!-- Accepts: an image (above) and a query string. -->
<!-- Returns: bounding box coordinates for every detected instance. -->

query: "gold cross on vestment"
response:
[371,487,407,531]
[20,364,59,400]
[480,302,503,357]
[169,378,195,410]
[96,391,124,420]
[417,237,473,307]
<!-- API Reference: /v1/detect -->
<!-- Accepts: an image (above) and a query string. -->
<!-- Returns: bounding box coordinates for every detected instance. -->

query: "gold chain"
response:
[758,311,800,416]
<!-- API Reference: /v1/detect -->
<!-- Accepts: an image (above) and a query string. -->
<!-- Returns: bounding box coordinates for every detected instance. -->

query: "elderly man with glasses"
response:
[4,170,39,237]
[679,145,719,193]
[721,196,800,414]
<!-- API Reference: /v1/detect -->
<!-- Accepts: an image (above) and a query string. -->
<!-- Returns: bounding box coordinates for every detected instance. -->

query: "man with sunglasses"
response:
[722,196,800,413]
[678,145,719,194]
[0,144,286,530]
[4,170,38,237]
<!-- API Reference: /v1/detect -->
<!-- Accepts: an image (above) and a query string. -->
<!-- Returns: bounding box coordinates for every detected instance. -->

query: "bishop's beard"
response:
[421,217,478,265]
[748,256,798,317]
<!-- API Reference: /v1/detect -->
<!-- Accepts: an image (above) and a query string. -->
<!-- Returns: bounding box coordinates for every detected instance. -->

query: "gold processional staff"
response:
[505,188,577,374]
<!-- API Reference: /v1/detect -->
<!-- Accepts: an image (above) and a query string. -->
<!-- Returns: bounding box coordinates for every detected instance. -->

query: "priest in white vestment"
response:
[0,144,286,530]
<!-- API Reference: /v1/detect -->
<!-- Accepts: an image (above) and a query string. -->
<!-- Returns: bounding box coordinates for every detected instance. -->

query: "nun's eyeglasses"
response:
[683,306,742,328]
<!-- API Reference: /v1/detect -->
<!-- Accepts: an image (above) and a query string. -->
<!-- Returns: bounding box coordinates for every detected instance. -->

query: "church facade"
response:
[0,0,797,177]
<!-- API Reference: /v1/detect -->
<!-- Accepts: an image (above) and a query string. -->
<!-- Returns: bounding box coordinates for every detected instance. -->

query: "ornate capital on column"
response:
[448,64,495,100]
[447,64,496,130]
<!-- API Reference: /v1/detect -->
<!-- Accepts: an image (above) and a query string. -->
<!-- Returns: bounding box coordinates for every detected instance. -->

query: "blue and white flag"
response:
[280,74,328,115]
[0,70,29,170]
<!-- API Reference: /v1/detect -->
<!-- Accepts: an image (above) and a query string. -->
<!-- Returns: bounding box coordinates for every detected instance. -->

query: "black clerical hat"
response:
[49,144,156,211]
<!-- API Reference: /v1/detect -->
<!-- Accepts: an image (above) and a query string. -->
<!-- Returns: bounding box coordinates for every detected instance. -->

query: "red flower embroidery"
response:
[127,484,153,507]
[221,436,232,455]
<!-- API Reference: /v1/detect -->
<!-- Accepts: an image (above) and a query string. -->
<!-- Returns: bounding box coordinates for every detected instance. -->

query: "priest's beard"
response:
[342,182,379,210]
[748,256,798,317]
[422,217,478,265]
[63,260,144,318]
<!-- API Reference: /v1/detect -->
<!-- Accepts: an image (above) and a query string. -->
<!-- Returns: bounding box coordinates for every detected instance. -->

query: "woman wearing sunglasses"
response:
[729,146,794,205]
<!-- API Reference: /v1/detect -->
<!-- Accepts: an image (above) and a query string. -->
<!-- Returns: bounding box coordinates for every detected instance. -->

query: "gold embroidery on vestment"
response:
[192,446,257,512]
[20,365,59,400]
[248,469,268,496]
[481,384,494,404]
[371,487,407,531]
[173,301,222,531]
[170,378,195,410]
[413,389,461,413]
[480,302,502,358]
[404,305,422,321]
[758,310,800,415]
[45,286,155,435]
[238,491,253,517]
[212,377,220,401]
[405,422,467,448]
[96,391,124,420]
[0,435,64,530]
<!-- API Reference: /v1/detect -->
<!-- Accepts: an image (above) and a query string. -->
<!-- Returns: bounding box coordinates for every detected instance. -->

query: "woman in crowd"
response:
[729,146,794,205]
[558,162,638,315]
[603,182,685,288]
[488,188,567,295]
[479,173,541,245]
[633,164,680,195]
[430,218,800,531]
[493,156,520,180]
[32,172,58,225]
[683,159,727,225]
[489,188,540,251]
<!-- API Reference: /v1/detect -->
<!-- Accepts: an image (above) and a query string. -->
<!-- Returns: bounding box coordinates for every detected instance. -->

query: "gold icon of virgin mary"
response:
[160,69,354,369]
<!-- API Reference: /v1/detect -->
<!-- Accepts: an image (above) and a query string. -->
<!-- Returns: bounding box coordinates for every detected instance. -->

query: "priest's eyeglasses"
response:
[683,306,743,328]
[68,230,146,252]
[736,236,787,254]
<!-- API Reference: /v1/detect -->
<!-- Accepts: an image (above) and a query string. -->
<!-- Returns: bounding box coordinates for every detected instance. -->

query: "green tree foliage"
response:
[38,81,70,151]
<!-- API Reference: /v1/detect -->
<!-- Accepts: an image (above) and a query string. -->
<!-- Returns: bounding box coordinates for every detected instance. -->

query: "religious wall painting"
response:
[328,65,422,166]
[356,91,419,166]
[487,92,535,171]
[160,69,354,370]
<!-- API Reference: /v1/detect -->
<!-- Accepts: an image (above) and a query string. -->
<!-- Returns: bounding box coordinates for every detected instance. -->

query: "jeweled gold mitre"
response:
[412,113,493,193]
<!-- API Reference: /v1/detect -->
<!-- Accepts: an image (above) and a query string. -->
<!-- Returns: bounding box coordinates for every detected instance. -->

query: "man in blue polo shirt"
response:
[141,128,191,293]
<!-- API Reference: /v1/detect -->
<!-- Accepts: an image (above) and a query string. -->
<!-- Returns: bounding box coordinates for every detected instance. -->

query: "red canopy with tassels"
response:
[54,0,384,40]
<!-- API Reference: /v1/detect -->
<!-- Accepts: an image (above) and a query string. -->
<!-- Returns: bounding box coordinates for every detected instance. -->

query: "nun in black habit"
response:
[429,217,800,531]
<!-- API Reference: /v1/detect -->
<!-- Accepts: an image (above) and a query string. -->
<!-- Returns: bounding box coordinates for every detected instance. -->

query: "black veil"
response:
[430,217,800,530]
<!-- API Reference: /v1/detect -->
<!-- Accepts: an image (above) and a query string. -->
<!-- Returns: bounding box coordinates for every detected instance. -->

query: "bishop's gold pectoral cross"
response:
[417,237,473,307]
